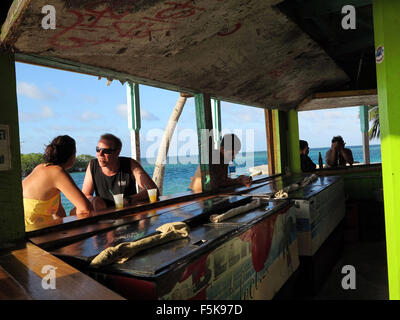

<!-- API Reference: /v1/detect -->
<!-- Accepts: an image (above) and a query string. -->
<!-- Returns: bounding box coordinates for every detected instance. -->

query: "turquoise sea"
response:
[62,144,382,212]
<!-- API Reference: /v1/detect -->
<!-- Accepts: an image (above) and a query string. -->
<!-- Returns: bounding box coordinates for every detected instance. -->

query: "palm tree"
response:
[152,94,189,195]
[368,105,380,140]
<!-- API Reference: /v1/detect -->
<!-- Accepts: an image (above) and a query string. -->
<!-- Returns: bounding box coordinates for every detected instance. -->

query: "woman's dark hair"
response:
[43,135,76,165]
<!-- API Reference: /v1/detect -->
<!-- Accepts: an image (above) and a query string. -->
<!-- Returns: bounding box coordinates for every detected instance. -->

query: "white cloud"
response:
[117,104,127,118]
[142,108,159,121]
[19,106,55,121]
[42,106,54,118]
[79,111,101,121]
[17,82,52,100]
[116,104,159,121]
[82,95,98,105]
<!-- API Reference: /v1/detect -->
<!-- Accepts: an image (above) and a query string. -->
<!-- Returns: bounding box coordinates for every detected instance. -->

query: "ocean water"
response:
[62,144,381,212]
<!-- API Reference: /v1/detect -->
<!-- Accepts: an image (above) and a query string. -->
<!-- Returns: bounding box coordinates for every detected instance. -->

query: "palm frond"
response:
[368,105,380,140]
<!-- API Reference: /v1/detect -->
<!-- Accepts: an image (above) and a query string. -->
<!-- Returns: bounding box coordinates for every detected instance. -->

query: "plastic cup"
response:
[113,194,124,209]
[147,189,157,203]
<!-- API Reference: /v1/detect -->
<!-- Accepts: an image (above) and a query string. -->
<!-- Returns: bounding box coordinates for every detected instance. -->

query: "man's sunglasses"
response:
[96,147,115,154]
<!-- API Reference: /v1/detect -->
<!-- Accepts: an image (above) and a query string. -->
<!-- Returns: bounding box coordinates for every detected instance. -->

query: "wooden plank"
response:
[24,186,220,235]
[28,200,202,249]
[0,0,31,45]
[15,53,198,97]
[287,109,301,173]
[0,242,124,300]
[265,109,276,175]
[0,265,32,300]
[48,196,253,261]
[316,163,382,175]
[297,89,378,111]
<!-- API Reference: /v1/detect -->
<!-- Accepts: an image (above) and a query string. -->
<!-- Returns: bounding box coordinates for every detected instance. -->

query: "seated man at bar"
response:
[325,135,354,167]
[189,133,252,193]
[299,140,316,172]
[82,133,158,210]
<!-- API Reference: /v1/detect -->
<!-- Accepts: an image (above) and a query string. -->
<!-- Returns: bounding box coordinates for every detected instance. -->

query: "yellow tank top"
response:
[23,193,60,225]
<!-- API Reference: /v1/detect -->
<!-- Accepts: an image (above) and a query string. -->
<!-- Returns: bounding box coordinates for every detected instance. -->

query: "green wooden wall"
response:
[0,52,25,246]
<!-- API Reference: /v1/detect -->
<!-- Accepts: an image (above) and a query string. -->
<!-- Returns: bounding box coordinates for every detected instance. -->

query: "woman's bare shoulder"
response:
[33,163,58,172]
[33,164,68,180]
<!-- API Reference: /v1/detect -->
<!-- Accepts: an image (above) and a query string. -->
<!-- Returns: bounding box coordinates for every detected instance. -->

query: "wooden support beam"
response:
[0,0,30,45]
[287,109,301,174]
[373,0,400,300]
[360,106,370,164]
[126,83,141,162]
[269,109,301,175]
[15,53,197,98]
[211,98,222,149]
[265,109,276,176]
[297,89,378,111]
[276,110,289,174]
[194,93,216,192]
[0,51,25,247]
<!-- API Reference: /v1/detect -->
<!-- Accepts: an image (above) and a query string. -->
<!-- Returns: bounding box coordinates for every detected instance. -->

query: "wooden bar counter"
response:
[0,242,124,300]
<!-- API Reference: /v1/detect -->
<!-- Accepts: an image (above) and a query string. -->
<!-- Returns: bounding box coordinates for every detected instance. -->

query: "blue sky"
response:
[15,62,380,157]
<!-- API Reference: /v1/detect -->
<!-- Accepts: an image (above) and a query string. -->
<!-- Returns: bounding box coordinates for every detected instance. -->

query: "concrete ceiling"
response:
[1,0,353,111]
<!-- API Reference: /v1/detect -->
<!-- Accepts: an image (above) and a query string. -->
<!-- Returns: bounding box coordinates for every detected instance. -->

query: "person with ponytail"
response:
[22,135,91,225]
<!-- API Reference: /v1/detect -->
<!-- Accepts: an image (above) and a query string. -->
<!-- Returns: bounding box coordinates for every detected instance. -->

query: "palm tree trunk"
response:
[152,95,188,194]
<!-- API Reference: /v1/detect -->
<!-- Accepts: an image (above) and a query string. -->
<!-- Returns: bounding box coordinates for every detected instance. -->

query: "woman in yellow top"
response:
[22,135,91,225]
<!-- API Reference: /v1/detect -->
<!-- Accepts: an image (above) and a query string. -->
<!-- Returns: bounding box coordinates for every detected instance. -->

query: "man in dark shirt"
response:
[82,133,158,210]
[299,140,316,172]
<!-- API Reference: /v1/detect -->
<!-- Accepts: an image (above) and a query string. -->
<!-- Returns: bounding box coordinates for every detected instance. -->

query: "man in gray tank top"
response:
[82,133,158,210]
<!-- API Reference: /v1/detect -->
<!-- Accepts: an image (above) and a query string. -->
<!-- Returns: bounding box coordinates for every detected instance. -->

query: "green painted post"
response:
[127,83,141,131]
[273,110,283,174]
[126,82,141,162]
[211,98,222,149]
[360,106,369,133]
[274,110,300,175]
[359,106,370,164]
[194,93,214,192]
[373,0,400,300]
[0,51,25,247]
[287,109,301,174]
